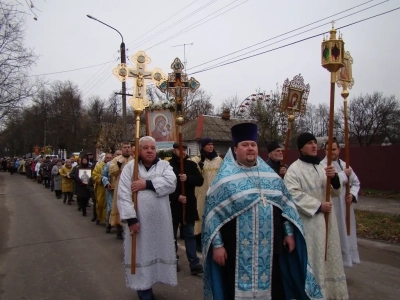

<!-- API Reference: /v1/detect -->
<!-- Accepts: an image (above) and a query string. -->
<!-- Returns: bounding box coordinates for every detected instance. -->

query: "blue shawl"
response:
[202,149,322,300]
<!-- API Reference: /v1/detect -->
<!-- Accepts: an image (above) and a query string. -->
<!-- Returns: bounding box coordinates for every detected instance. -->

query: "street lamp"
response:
[87,14,127,140]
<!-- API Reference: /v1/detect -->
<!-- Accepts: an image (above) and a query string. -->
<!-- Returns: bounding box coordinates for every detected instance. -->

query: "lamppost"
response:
[87,14,127,140]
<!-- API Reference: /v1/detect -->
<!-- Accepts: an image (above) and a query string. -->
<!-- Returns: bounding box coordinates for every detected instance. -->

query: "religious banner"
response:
[146,109,176,149]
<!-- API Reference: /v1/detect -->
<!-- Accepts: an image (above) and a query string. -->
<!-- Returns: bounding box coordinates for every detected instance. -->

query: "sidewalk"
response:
[355,195,400,215]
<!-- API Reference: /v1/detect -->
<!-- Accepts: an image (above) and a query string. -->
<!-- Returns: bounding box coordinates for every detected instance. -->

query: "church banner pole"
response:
[113,50,165,274]
[342,86,351,235]
[321,22,345,260]
[279,75,310,169]
[336,51,354,235]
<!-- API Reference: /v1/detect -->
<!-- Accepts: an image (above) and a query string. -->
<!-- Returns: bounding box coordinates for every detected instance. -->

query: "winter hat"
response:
[201,137,213,149]
[267,141,281,153]
[297,132,317,150]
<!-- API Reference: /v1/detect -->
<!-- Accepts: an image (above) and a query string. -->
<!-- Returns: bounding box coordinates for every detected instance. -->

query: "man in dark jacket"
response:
[40,156,52,188]
[266,141,287,176]
[169,142,204,275]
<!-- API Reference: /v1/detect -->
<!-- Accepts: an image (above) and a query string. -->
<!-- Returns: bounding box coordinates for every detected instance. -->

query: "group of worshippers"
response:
[113,122,360,300]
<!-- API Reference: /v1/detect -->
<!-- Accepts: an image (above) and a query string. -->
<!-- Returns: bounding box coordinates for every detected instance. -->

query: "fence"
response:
[259,145,400,191]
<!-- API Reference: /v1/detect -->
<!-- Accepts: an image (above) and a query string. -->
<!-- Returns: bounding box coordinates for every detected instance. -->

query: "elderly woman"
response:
[51,159,63,199]
[60,159,74,205]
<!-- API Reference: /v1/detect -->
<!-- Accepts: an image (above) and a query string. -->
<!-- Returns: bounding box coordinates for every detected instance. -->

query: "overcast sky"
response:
[21,0,400,111]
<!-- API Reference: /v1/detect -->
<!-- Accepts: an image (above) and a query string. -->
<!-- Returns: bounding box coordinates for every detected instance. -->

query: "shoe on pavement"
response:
[91,217,96,222]
[190,264,203,275]
[106,225,111,233]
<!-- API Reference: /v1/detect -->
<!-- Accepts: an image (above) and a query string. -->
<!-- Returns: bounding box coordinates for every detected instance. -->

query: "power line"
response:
[188,6,400,75]
[189,0,390,73]
[187,0,381,71]
[27,60,117,77]
[124,0,199,48]
[80,57,118,91]
[145,0,249,51]
[82,1,202,99]
[128,0,217,51]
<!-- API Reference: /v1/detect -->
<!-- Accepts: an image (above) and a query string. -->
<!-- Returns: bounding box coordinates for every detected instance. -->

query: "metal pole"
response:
[120,42,127,140]
[87,15,127,139]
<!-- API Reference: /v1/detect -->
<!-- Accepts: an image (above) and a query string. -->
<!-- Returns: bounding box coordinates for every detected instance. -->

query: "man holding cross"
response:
[117,136,177,300]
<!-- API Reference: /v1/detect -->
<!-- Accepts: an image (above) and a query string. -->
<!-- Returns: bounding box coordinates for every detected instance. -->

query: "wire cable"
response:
[188,6,400,75]
[189,0,390,73]
[127,0,217,50]
[187,0,382,71]
[124,0,199,48]
[145,0,249,51]
[27,60,117,77]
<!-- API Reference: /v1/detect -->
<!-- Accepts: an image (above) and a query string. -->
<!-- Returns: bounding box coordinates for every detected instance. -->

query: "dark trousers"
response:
[64,192,73,204]
[172,221,199,269]
[137,288,153,300]
[78,197,89,215]
[55,190,62,198]
[43,177,49,188]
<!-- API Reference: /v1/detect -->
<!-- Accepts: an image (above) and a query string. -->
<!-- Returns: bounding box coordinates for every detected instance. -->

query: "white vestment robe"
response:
[117,159,177,290]
[284,159,349,300]
[321,158,361,267]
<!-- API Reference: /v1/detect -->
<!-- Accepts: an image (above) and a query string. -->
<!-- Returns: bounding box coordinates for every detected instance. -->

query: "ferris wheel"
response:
[235,92,288,132]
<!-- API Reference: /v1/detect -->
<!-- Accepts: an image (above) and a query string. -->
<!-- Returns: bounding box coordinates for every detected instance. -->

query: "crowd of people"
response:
[2,123,361,300]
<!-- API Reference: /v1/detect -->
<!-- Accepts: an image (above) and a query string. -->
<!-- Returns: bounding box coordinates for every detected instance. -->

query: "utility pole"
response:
[87,15,127,140]
[172,43,193,70]
[120,42,127,140]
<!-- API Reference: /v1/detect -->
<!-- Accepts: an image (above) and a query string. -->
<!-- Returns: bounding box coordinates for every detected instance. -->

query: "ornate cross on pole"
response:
[154,57,200,224]
[112,50,164,275]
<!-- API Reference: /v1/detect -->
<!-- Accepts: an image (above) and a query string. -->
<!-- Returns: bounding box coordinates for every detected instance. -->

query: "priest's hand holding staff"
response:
[129,223,140,236]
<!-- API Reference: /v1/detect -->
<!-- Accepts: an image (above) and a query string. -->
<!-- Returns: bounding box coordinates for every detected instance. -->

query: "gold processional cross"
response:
[112,50,164,275]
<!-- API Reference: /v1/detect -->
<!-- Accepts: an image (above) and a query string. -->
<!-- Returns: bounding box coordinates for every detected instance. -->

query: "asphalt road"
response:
[0,173,399,300]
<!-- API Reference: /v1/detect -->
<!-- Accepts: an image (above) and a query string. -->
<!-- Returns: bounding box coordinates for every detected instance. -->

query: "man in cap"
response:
[202,123,322,300]
[284,132,348,299]
[191,137,223,252]
[169,142,204,274]
[266,141,287,176]
[321,138,361,268]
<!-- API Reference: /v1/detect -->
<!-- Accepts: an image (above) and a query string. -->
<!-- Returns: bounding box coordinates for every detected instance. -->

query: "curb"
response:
[358,238,400,254]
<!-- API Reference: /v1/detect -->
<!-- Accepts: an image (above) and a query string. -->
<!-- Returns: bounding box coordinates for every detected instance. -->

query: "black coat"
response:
[169,154,204,224]
[69,164,91,199]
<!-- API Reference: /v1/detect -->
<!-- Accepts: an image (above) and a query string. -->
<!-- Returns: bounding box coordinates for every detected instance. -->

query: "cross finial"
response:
[331,20,335,29]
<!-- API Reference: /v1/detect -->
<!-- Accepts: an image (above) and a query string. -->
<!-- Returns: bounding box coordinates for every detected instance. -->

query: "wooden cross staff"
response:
[113,50,165,274]
[154,57,200,224]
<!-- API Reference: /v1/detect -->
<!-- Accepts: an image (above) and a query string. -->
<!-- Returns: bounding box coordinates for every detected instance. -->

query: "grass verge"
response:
[356,210,400,243]
[360,188,400,199]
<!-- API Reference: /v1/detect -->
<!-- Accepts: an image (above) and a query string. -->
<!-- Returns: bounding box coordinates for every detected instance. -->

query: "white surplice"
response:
[117,159,177,290]
[321,158,361,267]
[284,159,349,300]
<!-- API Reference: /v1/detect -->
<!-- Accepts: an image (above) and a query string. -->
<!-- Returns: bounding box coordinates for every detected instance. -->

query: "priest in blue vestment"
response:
[202,123,322,300]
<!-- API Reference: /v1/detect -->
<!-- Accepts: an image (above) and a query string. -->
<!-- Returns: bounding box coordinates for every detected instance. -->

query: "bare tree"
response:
[248,90,285,147]
[219,95,243,118]
[0,2,40,120]
[346,92,400,146]
[184,89,214,121]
